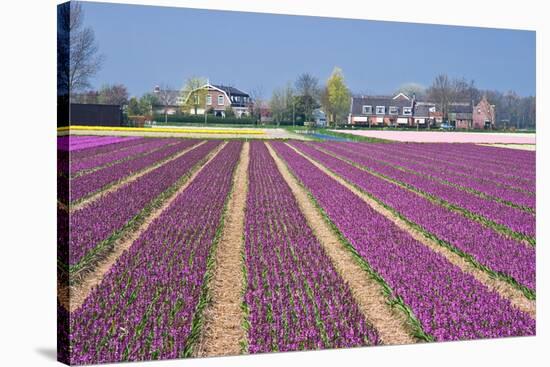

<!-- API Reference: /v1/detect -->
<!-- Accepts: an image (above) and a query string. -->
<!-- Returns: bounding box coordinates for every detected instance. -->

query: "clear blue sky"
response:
[81,1,536,97]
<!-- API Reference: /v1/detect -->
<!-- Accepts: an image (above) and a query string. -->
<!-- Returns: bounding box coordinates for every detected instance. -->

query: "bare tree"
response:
[427,74,452,122]
[58,2,104,101]
[98,84,129,105]
[451,77,471,102]
[248,86,265,124]
[295,73,320,122]
[156,84,178,123]
[270,87,286,126]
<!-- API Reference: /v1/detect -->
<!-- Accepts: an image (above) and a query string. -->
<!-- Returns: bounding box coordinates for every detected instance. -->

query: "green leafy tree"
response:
[182,76,208,115]
[326,67,350,126]
[127,97,140,115]
[138,93,159,117]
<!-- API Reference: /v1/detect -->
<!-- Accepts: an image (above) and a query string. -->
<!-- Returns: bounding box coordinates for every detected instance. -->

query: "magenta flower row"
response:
[292,142,535,291]
[271,141,534,341]
[65,141,220,266]
[244,142,379,353]
[68,141,242,365]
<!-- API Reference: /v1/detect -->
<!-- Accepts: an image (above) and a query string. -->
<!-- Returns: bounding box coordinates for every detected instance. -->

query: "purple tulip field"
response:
[58,135,535,365]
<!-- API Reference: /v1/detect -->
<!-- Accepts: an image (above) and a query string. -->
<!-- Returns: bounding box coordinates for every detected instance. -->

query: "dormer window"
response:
[376,106,386,115]
[362,105,372,114]
[389,106,399,115]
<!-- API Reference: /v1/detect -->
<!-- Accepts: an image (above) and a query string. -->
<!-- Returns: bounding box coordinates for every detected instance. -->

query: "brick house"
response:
[473,95,496,129]
[183,83,252,117]
[349,93,415,126]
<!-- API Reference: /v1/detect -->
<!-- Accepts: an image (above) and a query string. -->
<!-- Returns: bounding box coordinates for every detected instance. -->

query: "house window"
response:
[218,95,224,105]
[376,106,386,115]
[362,105,372,114]
[194,94,200,105]
[389,106,399,115]
[402,107,412,116]
[207,95,212,105]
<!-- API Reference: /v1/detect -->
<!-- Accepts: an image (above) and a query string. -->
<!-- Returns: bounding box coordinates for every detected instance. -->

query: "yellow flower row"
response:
[57,125,265,135]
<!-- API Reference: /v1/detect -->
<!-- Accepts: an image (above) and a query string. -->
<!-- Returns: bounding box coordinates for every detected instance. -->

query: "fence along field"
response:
[58,135,536,364]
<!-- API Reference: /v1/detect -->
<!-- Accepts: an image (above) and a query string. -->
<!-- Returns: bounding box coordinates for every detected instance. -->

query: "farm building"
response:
[448,103,473,129]
[473,95,496,129]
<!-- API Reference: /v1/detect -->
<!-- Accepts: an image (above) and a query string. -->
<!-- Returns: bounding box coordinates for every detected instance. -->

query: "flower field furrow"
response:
[291,142,535,293]
[67,140,220,267]
[271,141,535,341]
[68,141,243,365]
[244,142,379,353]
[67,136,147,159]
[334,144,536,209]
[365,142,535,190]
[316,142,535,238]
[70,138,178,176]
[70,140,197,203]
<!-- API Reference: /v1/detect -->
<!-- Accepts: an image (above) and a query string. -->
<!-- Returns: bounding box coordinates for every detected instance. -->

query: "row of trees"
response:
[72,84,129,105]
[268,68,351,126]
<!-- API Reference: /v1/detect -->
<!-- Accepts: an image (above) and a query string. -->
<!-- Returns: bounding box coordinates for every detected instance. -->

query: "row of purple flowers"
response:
[68,142,242,365]
[318,142,535,238]
[69,140,196,203]
[69,138,177,176]
[65,141,219,267]
[291,142,535,293]
[369,143,535,192]
[57,135,140,152]
[244,142,379,353]
[271,141,535,341]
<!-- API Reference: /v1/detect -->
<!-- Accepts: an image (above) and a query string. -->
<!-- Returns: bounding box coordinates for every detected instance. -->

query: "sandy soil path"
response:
[194,142,250,357]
